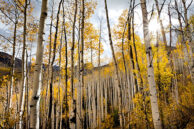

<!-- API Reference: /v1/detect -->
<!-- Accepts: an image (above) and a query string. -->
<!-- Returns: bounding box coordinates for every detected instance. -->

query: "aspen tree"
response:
[29,0,48,128]
[56,13,63,129]
[131,0,143,88]
[48,0,63,128]
[121,13,128,92]
[104,0,123,127]
[92,80,97,128]
[174,0,186,103]
[19,0,28,128]
[77,17,82,129]
[78,0,85,128]
[127,10,139,93]
[8,1,18,109]
[69,0,78,128]
[154,0,167,46]
[45,0,54,123]
[140,0,162,128]
[98,18,104,123]
[174,0,189,76]
[181,0,194,84]
[62,3,69,127]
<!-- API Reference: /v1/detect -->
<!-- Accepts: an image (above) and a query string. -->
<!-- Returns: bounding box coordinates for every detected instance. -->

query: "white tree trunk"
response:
[104,0,123,127]
[29,0,48,128]
[92,81,97,128]
[181,0,194,84]
[9,20,17,109]
[140,0,162,129]
[19,0,28,128]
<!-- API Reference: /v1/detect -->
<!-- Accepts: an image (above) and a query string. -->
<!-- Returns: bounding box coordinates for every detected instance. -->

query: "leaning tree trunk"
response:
[104,0,123,128]
[140,0,162,129]
[29,0,48,128]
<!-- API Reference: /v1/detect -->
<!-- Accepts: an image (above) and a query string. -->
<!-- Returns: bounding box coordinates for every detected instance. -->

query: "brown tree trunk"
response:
[45,2,54,128]
[48,0,63,128]
[127,16,139,93]
[69,0,78,128]
[62,4,69,127]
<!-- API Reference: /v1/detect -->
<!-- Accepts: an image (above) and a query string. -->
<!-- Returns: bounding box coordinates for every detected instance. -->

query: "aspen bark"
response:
[90,41,93,65]
[97,77,100,127]
[62,4,69,127]
[168,3,178,103]
[25,49,30,129]
[69,0,78,129]
[9,16,17,109]
[100,81,104,121]
[121,16,128,93]
[104,80,107,118]
[156,31,165,129]
[29,0,48,128]
[127,16,138,93]
[56,17,63,129]
[48,0,62,128]
[104,0,123,127]
[92,81,97,128]
[45,2,54,127]
[98,20,104,123]
[77,0,85,128]
[168,4,172,49]
[19,0,28,128]
[181,0,194,84]
[131,0,144,89]
[140,0,162,128]
[174,0,189,76]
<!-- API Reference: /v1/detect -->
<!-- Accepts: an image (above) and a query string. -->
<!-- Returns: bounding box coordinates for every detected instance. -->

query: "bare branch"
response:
[159,0,167,14]
[16,0,25,8]
[187,0,193,9]
[148,4,154,23]
[0,33,13,44]
[0,8,15,23]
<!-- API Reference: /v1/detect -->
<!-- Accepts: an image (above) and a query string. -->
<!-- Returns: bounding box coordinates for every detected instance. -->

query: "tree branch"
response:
[0,33,13,44]
[0,8,15,23]
[187,0,193,9]
[148,4,154,23]
[159,0,167,14]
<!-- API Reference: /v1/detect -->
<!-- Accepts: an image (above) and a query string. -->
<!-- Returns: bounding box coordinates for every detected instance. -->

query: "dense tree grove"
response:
[0,0,193,128]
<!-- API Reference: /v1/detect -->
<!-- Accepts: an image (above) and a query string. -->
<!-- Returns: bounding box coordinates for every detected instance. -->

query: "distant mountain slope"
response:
[0,51,109,77]
[0,52,22,68]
